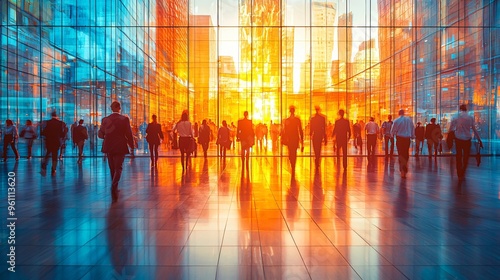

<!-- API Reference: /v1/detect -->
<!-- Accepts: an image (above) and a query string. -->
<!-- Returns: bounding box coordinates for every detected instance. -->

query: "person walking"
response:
[415,122,425,157]
[353,120,362,153]
[282,106,304,177]
[449,104,483,181]
[381,115,395,157]
[98,101,135,202]
[237,111,254,175]
[365,117,379,162]
[72,119,88,164]
[425,118,441,159]
[41,112,65,175]
[310,106,327,167]
[58,122,69,161]
[391,109,415,178]
[217,120,231,163]
[2,120,20,162]
[333,109,351,169]
[146,114,164,167]
[198,119,211,158]
[174,111,193,171]
[20,120,37,159]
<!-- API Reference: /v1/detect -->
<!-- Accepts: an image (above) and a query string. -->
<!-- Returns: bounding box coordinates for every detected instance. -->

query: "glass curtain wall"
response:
[1,0,499,157]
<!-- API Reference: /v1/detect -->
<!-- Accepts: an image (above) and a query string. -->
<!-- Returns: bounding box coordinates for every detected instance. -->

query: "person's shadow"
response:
[106,203,135,278]
[311,169,324,219]
[286,178,299,223]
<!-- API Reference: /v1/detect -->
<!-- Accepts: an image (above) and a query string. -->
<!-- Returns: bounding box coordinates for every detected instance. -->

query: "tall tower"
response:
[239,0,282,121]
[189,15,216,121]
[311,2,336,90]
[338,12,353,83]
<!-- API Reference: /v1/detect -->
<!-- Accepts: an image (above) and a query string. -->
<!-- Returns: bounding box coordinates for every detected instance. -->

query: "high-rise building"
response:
[239,0,283,121]
[310,2,336,90]
[338,12,353,85]
[189,15,217,121]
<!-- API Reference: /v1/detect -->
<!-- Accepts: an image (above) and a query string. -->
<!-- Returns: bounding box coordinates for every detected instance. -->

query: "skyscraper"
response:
[338,12,353,87]
[310,2,336,90]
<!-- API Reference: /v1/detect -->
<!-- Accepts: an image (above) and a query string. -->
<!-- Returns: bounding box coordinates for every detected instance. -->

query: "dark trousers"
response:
[427,138,438,157]
[366,134,377,158]
[415,139,424,155]
[455,139,471,178]
[336,140,348,168]
[3,135,19,160]
[148,143,159,162]
[42,146,59,171]
[384,135,394,156]
[288,145,298,174]
[200,141,209,158]
[77,141,85,160]
[312,137,323,166]
[396,136,411,173]
[26,138,35,157]
[107,153,125,193]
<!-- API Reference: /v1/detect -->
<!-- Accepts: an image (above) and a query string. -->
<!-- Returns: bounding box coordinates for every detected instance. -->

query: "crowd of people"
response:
[1,102,484,201]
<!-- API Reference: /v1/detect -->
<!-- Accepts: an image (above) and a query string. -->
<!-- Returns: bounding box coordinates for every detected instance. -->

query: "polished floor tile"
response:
[0,154,499,279]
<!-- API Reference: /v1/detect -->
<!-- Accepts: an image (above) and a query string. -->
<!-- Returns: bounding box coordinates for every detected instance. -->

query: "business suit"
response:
[284,115,304,175]
[146,122,164,165]
[42,117,65,173]
[310,113,326,167]
[98,112,134,202]
[333,118,351,169]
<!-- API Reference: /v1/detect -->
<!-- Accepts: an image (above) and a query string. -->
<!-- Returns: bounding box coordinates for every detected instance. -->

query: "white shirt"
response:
[365,121,379,135]
[175,121,193,137]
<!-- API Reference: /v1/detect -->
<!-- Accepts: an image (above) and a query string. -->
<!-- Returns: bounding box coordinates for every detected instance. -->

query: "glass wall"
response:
[1,0,499,157]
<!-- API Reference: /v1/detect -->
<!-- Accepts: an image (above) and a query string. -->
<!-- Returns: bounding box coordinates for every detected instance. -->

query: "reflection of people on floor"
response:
[107,204,135,279]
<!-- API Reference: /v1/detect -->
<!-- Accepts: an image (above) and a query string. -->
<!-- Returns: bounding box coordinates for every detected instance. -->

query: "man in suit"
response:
[98,101,135,203]
[310,106,327,167]
[72,119,89,164]
[41,111,65,175]
[333,109,351,169]
[283,105,304,177]
[237,111,254,176]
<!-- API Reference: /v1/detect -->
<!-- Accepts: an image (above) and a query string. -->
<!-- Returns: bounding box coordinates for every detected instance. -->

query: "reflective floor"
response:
[1,154,499,279]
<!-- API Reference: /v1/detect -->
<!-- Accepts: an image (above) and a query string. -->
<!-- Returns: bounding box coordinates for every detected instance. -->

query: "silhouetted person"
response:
[2,119,20,162]
[283,106,304,177]
[425,118,441,159]
[98,101,135,202]
[353,120,362,153]
[310,106,327,167]
[237,111,254,175]
[41,112,65,175]
[20,120,37,159]
[381,115,395,157]
[217,120,231,163]
[415,122,425,156]
[146,114,164,167]
[174,111,193,171]
[365,116,379,161]
[58,122,69,161]
[333,109,351,169]
[198,119,211,158]
[450,104,483,181]
[72,119,88,164]
[391,109,415,178]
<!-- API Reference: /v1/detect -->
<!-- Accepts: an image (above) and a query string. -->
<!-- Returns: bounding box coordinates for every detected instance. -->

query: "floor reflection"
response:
[1,155,499,279]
